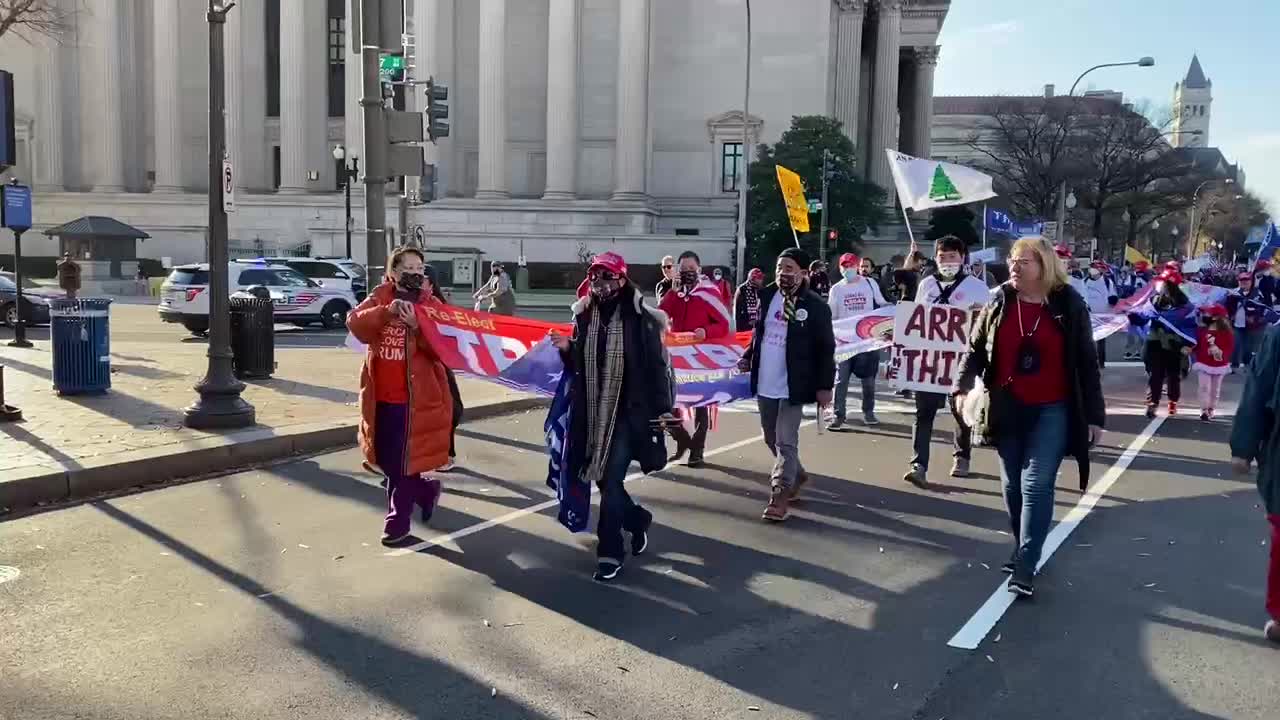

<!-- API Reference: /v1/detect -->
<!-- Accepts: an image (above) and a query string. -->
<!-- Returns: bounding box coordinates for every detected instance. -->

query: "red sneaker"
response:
[1167,401,1178,416]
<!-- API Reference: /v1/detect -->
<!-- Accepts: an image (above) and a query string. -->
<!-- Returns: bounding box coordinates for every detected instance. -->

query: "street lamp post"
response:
[1054,57,1155,244]
[184,0,254,430]
[333,145,359,259]
[1188,177,1234,256]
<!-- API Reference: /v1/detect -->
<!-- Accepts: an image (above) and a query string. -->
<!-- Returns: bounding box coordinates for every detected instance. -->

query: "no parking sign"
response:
[222,157,235,214]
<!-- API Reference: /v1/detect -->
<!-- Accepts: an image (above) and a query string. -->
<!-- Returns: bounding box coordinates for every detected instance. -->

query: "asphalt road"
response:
[1,369,1276,719]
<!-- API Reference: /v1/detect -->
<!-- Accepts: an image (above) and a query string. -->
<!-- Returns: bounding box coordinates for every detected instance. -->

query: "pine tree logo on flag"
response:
[928,165,961,202]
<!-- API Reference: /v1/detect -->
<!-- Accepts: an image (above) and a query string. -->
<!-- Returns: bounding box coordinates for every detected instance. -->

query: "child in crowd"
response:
[1192,304,1234,421]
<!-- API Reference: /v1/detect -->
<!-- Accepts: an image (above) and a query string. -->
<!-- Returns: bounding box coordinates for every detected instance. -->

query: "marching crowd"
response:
[346,237,1280,642]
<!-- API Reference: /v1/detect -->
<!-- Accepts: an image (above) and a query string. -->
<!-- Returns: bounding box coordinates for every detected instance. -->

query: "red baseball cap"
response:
[588,251,628,277]
[1158,268,1184,285]
[1257,259,1273,270]
[1239,271,1254,281]
[1054,244,1073,259]
[748,267,764,280]
[1200,303,1228,318]
[838,253,860,268]
[1090,260,1109,270]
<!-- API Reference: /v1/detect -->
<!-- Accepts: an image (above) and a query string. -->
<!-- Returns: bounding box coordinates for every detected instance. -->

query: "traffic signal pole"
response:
[360,0,389,289]
[818,149,831,262]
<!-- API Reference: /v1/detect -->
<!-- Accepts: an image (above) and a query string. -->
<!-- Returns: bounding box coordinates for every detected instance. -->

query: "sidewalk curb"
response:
[0,395,547,516]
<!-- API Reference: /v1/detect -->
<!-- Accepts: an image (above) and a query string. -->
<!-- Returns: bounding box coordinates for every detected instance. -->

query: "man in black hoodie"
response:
[740,247,836,522]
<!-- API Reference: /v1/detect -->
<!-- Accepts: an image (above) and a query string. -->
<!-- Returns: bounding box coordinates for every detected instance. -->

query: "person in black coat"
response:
[956,236,1105,598]
[550,252,675,583]
[739,247,835,523]
[733,267,765,331]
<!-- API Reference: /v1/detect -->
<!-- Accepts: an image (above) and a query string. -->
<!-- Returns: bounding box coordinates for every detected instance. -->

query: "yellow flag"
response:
[775,165,810,233]
[1125,245,1151,266]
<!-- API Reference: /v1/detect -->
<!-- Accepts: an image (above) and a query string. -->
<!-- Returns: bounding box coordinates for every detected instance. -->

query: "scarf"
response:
[582,300,627,486]
[782,289,798,322]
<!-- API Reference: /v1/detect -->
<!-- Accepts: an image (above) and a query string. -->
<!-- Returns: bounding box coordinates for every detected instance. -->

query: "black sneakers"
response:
[593,560,622,583]
[1008,567,1034,597]
[1001,550,1017,575]
[631,527,649,556]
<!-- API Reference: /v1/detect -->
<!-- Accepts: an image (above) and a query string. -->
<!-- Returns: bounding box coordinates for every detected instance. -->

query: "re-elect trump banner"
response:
[346,297,1135,406]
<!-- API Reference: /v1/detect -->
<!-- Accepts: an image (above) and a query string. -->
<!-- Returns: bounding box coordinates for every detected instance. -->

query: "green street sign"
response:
[807,200,823,213]
[379,55,404,72]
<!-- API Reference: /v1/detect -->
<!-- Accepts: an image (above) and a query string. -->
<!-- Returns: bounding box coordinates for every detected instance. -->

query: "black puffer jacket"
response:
[560,284,675,475]
[745,285,836,404]
[956,284,1106,489]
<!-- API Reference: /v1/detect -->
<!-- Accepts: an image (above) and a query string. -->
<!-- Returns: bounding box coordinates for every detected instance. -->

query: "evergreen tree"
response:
[928,165,962,202]
[745,116,888,271]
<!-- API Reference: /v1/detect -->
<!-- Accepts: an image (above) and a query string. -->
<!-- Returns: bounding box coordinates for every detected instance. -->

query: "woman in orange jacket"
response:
[347,247,455,546]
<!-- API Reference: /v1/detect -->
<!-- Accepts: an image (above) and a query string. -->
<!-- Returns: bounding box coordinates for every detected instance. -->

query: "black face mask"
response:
[399,272,424,291]
[591,279,622,302]
[680,270,699,288]
[777,273,799,293]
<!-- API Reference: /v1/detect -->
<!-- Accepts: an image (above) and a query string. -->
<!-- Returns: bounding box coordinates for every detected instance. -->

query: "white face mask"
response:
[1089,268,1101,279]
[938,263,961,280]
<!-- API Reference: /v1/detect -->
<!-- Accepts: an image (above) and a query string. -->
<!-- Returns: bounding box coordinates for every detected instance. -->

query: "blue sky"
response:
[935,0,1278,217]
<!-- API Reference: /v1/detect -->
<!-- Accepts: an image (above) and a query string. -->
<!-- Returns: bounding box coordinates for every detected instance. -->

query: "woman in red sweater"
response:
[1192,304,1234,421]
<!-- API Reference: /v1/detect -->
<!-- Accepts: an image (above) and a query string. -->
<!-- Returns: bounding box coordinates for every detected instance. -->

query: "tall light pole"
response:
[1188,177,1234,255]
[734,0,752,283]
[1053,57,1155,245]
[185,0,254,429]
[333,144,359,259]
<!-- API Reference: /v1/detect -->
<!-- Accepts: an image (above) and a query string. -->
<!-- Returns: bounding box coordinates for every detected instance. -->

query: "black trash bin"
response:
[230,287,275,379]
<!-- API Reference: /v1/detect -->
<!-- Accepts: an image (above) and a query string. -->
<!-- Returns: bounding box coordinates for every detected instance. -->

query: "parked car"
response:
[0,272,55,327]
[157,261,357,335]
[260,257,368,302]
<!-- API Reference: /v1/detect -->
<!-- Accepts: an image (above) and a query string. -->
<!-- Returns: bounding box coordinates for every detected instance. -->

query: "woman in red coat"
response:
[347,247,455,546]
[1192,304,1234,421]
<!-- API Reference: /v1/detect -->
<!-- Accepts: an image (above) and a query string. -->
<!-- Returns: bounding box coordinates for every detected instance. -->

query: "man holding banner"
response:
[741,247,835,522]
[904,236,991,486]
[828,252,888,429]
[549,252,676,583]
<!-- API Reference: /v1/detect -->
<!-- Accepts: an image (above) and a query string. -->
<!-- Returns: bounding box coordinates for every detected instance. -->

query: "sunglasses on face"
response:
[588,269,620,282]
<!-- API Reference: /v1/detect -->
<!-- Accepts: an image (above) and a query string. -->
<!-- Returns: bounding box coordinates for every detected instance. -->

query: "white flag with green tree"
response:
[885,150,997,212]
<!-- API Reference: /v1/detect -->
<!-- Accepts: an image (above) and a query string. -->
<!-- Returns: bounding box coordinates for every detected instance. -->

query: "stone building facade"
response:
[0,0,949,283]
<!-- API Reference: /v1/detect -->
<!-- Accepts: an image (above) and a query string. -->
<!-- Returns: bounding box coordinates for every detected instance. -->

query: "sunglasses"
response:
[662,264,674,270]
[588,269,620,282]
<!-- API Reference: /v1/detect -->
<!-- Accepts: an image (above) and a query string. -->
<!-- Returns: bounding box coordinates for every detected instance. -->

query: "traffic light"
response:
[424,76,450,142]
[828,230,838,241]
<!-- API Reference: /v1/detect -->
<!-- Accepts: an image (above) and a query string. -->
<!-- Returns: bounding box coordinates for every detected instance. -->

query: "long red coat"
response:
[348,283,454,476]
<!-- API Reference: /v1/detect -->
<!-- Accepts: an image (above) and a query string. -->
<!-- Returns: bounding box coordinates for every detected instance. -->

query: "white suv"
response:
[260,257,369,302]
[158,261,357,334]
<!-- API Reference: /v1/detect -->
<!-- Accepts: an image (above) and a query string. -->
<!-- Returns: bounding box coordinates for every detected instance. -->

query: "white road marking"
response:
[0,566,20,585]
[384,420,813,557]
[946,414,1166,650]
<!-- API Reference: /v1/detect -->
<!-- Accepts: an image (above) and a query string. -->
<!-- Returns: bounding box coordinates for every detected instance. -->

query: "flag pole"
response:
[901,206,916,249]
[791,226,801,249]
[981,203,988,249]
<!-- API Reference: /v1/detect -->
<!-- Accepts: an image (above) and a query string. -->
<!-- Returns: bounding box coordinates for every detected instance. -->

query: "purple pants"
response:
[374,402,441,537]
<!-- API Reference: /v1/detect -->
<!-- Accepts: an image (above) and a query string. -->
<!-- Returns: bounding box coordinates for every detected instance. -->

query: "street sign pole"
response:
[361,0,390,288]
[819,149,831,262]
[184,0,254,429]
[1,180,34,348]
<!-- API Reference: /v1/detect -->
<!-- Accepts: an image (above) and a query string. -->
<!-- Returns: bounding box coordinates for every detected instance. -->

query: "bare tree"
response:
[1194,189,1269,259]
[964,97,1082,219]
[0,0,75,44]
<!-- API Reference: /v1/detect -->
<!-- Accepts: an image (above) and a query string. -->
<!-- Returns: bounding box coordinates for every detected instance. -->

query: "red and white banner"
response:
[885,302,982,393]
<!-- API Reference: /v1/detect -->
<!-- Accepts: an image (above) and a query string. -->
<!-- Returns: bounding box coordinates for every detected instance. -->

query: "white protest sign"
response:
[885,302,981,393]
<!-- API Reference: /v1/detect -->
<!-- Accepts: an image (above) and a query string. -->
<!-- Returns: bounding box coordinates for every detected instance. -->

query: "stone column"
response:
[832,1,866,143]
[611,0,650,202]
[475,0,509,199]
[149,0,182,192]
[911,46,939,162]
[35,39,64,192]
[91,0,127,192]
[234,0,268,190]
[278,0,320,193]
[867,0,902,204]
[542,0,579,200]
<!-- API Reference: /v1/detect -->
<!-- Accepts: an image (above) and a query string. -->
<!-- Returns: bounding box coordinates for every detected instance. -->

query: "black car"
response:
[0,272,54,327]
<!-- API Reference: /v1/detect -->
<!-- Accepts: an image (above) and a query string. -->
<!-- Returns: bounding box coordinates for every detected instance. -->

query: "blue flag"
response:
[544,368,590,533]
[1254,223,1280,267]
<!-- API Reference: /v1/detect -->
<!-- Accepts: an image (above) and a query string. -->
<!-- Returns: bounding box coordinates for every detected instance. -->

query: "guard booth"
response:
[43,216,151,293]
[421,246,485,304]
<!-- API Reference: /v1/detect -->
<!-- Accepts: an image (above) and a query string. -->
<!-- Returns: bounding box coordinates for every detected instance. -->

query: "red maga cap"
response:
[838,252,860,268]
[1200,303,1228,318]
[748,267,764,279]
[1054,244,1073,259]
[588,251,628,277]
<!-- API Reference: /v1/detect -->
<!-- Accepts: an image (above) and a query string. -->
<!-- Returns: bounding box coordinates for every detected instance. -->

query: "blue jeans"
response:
[997,402,1069,573]
[834,352,878,422]
[595,420,652,562]
[1231,326,1255,369]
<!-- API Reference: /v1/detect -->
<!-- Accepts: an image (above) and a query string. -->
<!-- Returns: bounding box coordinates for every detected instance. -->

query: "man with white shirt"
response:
[1082,260,1118,368]
[828,253,888,430]
[904,236,991,487]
